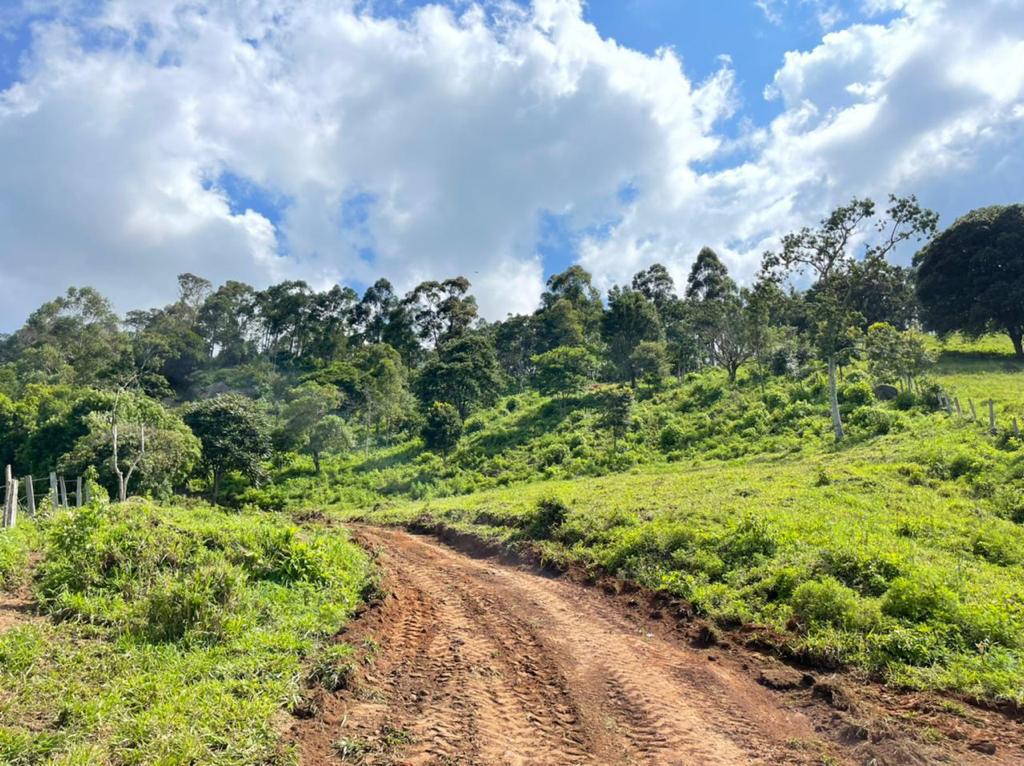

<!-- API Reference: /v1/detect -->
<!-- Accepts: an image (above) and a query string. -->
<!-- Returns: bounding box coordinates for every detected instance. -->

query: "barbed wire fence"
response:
[2,467,89,529]
[936,391,1022,438]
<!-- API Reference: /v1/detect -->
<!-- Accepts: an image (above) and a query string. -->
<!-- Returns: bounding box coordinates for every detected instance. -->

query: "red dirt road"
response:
[291,526,1021,765]
[295,527,837,765]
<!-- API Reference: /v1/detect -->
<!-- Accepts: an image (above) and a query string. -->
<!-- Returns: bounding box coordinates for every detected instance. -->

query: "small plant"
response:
[523,496,570,540]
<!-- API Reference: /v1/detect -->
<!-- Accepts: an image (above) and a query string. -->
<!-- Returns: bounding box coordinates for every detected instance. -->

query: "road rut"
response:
[295,526,835,765]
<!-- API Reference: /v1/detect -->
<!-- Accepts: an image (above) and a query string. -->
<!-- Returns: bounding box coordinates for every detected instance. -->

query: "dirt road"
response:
[294,526,842,765]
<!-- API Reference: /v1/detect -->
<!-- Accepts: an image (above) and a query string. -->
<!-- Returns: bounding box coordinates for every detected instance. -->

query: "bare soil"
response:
[289,525,1024,765]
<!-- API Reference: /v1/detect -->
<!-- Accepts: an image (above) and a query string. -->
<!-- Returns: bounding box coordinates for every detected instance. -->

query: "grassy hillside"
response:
[932,333,1024,416]
[0,504,372,765]
[258,335,1024,706]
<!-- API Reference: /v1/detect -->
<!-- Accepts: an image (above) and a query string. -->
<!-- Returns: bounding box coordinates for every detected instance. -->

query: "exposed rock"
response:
[969,740,997,755]
[874,384,899,401]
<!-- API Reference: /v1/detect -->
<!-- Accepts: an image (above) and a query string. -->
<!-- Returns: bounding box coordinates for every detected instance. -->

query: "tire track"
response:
[300,526,837,766]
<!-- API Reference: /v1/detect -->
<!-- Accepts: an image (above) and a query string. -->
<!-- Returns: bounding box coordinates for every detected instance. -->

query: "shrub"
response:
[839,381,874,407]
[791,577,871,630]
[538,443,570,467]
[881,574,959,624]
[658,422,690,452]
[523,496,570,540]
[814,547,902,596]
[847,406,900,436]
[717,516,777,566]
[894,390,918,410]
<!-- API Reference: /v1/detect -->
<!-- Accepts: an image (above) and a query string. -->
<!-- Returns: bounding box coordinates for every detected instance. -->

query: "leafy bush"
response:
[881,574,959,624]
[523,496,570,540]
[791,578,874,630]
[847,406,901,436]
[658,422,690,452]
[839,381,874,407]
[814,547,902,596]
[2,502,371,764]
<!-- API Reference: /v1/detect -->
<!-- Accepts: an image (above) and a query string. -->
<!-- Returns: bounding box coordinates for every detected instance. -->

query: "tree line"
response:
[0,198,1020,501]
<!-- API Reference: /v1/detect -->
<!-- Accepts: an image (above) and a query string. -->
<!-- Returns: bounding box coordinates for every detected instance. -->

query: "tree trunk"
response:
[212,471,222,504]
[828,356,844,443]
[1011,328,1024,360]
[313,452,321,474]
[118,476,127,503]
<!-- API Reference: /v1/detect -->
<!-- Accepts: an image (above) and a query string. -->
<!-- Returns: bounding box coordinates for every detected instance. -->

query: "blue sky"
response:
[0,0,1021,325]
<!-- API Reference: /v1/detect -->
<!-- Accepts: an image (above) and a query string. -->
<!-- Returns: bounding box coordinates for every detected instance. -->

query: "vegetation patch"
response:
[0,502,371,765]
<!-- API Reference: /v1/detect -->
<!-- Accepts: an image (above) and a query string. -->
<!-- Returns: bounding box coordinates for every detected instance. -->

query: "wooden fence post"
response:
[49,472,59,509]
[24,475,35,518]
[989,399,997,434]
[3,465,10,528]
[75,477,83,508]
[969,399,978,421]
[59,475,69,508]
[5,481,15,528]
[954,398,963,418]
[83,481,91,505]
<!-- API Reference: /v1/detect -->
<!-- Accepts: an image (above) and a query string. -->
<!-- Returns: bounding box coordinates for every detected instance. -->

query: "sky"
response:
[0,0,1022,328]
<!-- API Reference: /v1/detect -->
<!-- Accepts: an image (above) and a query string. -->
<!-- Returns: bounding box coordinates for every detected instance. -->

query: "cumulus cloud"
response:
[0,0,1021,327]
[581,0,1024,291]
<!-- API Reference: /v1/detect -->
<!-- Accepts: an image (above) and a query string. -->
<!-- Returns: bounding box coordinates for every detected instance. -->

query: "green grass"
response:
[339,423,1024,704]
[0,502,373,765]
[275,338,1024,707]
[932,333,1024,417]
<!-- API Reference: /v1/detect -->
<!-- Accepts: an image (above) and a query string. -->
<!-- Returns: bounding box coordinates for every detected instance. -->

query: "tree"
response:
[686,247,732,303]
[632,263,677,313]
[763,196,937,441]
[5,287,126,386]
[415,334,503,418]
[306,415,352,473]
[197,280,258,365]
[279,382,344,470]
[602,287,662,385]
[595,387,633,448]
[493,315,538,390]
[63,391,200,501]
[630,340,669,385]
[422,401,462,457]
[915,204,1024,358]
[865,323,934,391]
[538,266,604,343]
[183,393,271,502]
[532,346,596,397]
[402,277,479,348]
[355,344,414,448]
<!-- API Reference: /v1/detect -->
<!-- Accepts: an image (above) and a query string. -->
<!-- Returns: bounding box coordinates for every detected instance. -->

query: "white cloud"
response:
[582,0,1024,290]
[0,0,1021,327]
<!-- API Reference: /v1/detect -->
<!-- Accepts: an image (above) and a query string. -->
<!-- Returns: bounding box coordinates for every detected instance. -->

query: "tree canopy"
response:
[915,204,1024,358]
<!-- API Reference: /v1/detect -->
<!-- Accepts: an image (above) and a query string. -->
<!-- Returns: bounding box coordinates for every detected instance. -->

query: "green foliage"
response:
[421,402,463,456]
[791,578,874,630]
[61,391,201,500]
[915,204,1024,357]
[415,334,503,418]
[0,502,371,764]
[532,345,596,397]
[183,393,272,502]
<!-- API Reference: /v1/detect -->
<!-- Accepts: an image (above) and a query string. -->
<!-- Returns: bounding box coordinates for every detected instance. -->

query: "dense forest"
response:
[0,197,1021,505]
